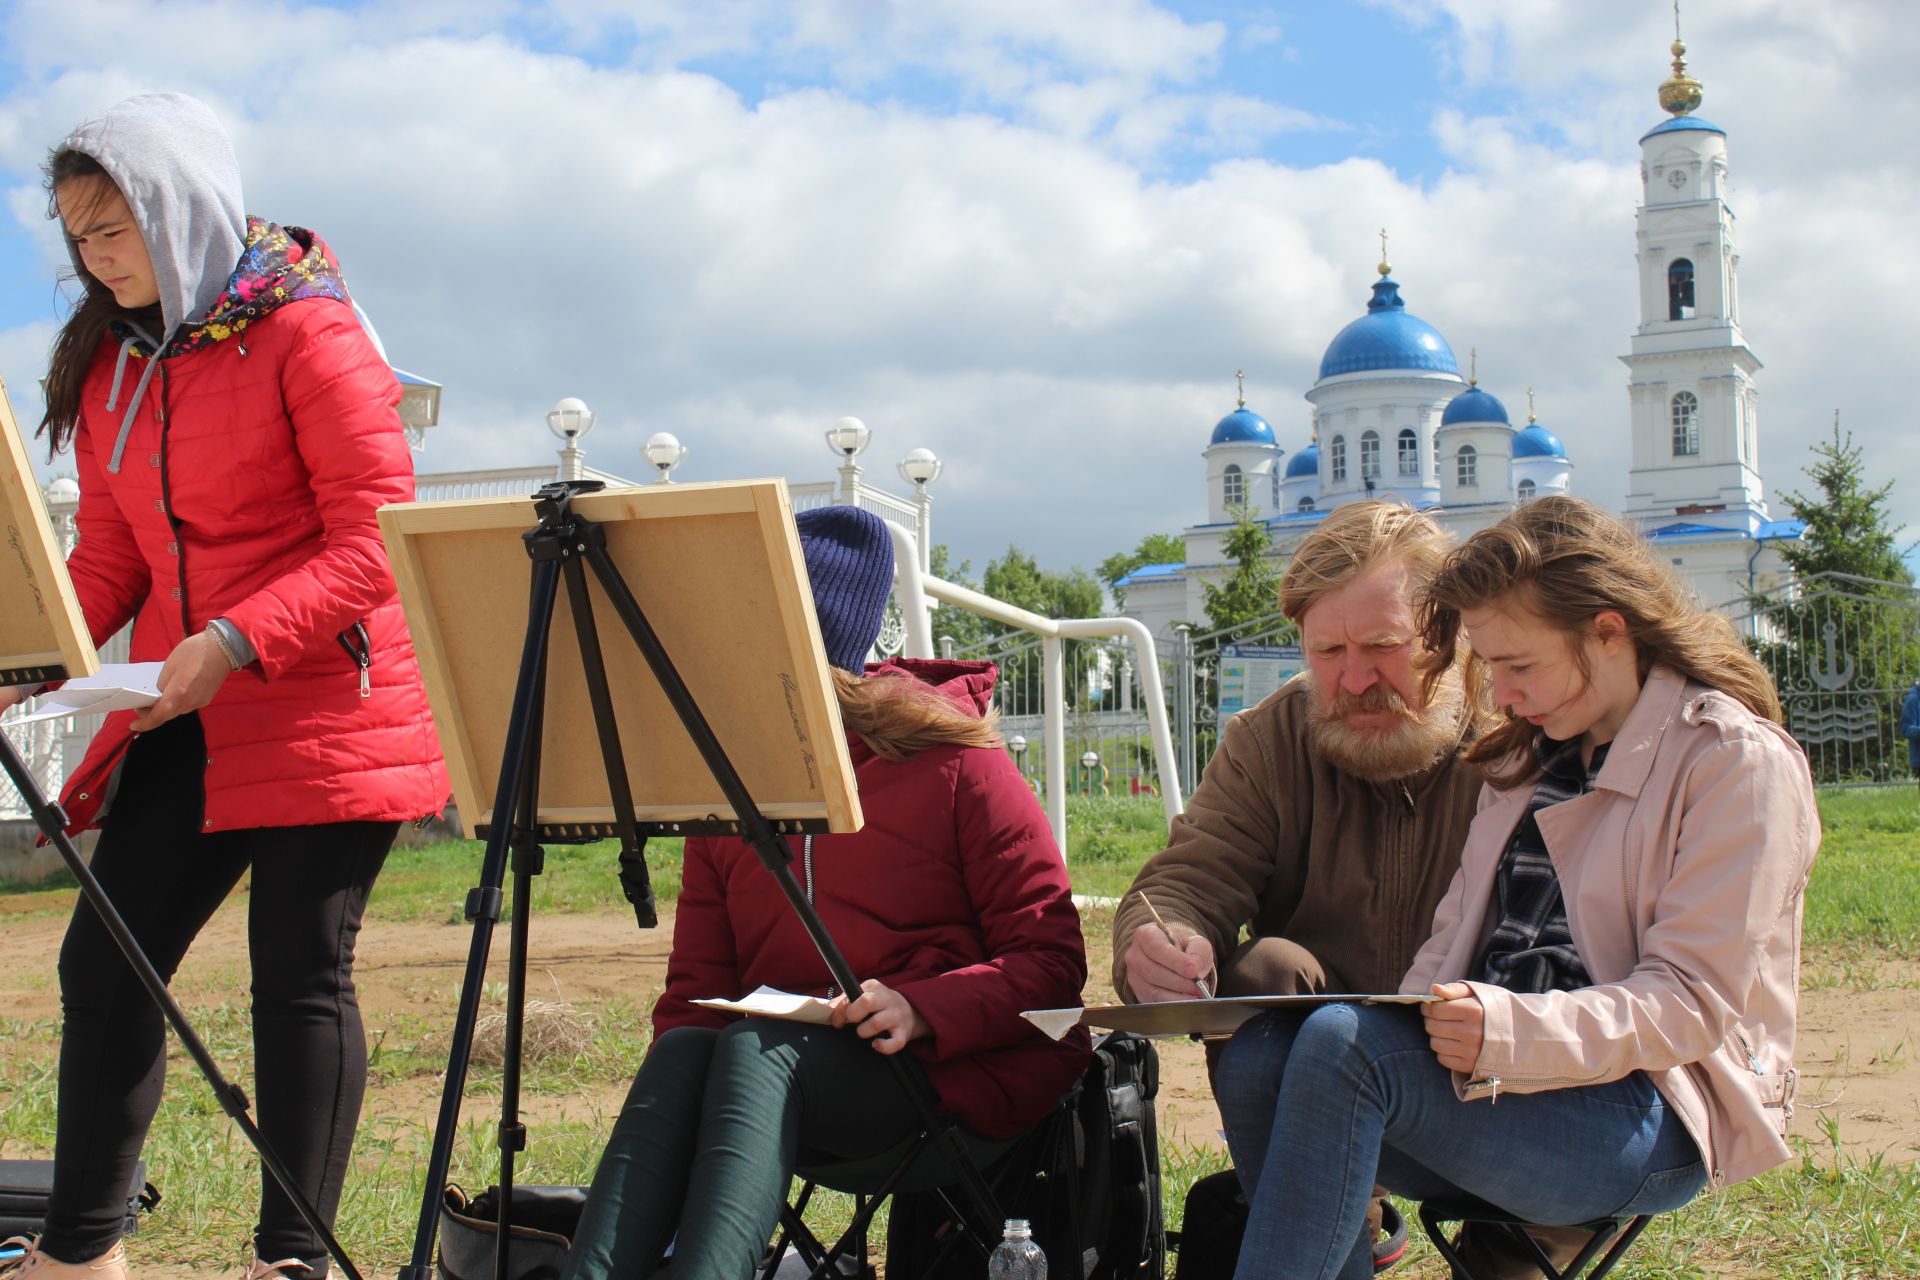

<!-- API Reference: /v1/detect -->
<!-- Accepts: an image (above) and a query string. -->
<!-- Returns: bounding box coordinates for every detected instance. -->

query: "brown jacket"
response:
[1114,676,1483,1000]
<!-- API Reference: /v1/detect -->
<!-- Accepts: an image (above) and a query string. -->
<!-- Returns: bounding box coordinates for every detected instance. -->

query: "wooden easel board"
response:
[0,374,96,686]
[378,479,862,838]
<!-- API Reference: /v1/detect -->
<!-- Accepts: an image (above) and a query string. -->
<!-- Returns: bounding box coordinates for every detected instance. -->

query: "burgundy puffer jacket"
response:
[58,296,449,834]
[655,658,1092,1138]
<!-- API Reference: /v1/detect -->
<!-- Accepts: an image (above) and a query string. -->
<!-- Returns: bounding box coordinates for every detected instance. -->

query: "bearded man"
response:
[1114,501,1485,1273]
[1114,500,1479,1009]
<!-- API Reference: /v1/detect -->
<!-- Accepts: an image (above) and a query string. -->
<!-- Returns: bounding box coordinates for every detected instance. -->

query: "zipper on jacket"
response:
[1463,1074,1500,1102]
[156,362,190,637]
[802,834,815,905]
[336,622,372,697]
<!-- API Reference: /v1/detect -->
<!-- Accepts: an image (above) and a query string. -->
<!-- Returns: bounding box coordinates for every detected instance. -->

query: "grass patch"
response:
[1806,788,1920,958]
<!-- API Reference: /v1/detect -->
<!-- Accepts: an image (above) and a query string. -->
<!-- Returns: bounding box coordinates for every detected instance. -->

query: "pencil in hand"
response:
[1135,891,1215,999]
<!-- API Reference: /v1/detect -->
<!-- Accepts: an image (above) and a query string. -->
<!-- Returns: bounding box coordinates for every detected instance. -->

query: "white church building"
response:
[1119,37,1804,640]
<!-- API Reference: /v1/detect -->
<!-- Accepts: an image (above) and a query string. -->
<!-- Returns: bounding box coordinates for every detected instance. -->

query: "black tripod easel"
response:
[399,481,1003,1280]
[0,702,365,1280]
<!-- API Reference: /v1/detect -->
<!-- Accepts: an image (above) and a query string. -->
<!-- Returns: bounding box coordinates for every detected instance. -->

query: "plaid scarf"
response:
[1472,735,1607,994]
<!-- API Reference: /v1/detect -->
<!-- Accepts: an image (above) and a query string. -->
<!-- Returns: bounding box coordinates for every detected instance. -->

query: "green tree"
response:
[1749,422,1920,782]
[1100,532,1185,609]
[1202,507,1289,637]
[927,543,989,654]
[1770,422,1912,585]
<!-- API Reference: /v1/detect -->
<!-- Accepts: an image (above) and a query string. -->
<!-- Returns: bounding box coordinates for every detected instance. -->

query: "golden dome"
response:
[1659,6,1703,118]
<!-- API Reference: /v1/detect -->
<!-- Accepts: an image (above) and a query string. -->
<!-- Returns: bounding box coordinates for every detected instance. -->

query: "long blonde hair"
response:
[833,667,1002,762]
[1419,495,1783,788]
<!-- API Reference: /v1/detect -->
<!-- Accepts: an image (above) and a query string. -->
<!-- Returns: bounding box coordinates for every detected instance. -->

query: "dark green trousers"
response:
[561,1021,924,1280]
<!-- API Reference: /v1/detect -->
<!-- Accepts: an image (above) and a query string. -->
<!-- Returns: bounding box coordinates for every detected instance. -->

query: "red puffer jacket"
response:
[655,658,1092,1138]
[58,297,449,834]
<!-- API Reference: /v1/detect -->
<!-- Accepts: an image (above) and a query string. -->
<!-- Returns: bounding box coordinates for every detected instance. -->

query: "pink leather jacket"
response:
[1401,665,1819,1190]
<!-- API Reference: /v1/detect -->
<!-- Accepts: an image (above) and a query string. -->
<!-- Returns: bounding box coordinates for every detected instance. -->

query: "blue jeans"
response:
[1215,1004,1706,1280]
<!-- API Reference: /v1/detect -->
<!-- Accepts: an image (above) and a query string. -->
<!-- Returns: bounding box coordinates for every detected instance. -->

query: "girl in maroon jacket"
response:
[561,506,1091,1280]
[0,95,447,1280]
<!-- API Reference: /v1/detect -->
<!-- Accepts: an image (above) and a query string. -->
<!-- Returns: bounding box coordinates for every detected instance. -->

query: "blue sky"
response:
[2,0,1916,580]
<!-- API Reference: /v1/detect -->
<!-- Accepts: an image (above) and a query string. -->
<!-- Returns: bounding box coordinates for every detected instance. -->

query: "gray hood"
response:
[59,92,246,339]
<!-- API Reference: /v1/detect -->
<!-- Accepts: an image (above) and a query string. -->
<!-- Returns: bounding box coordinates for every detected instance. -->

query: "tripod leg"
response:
[561,554,654,928]
[0,734,364,1280]
[402,555,562,1280]
[494,646,548,1280]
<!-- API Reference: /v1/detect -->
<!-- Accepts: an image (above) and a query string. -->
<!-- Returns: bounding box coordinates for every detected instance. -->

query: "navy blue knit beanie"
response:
[796,505,894,673]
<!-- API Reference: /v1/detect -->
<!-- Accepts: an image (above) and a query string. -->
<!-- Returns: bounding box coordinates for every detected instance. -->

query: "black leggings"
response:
[43,714,397,1272]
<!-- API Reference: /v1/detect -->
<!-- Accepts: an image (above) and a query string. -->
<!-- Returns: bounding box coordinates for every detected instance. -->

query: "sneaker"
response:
[0,1238,128,1280]
[1371,1200,1409,1272]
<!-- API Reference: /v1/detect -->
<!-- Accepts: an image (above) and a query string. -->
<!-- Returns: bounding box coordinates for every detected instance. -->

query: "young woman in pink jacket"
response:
[1,95,446,1280]
[1214,496,1819,1280]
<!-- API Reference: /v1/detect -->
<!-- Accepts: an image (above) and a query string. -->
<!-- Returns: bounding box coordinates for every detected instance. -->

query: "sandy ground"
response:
[3,898,1916,1277]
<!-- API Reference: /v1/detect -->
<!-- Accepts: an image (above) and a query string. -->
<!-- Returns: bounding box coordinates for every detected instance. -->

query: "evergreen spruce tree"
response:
[1202,506,1290,638]
[1749,420,1920,782]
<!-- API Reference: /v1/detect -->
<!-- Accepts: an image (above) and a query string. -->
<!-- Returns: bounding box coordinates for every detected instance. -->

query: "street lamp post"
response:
[546,397,596,481]
[1008,734,1028,781]
[1080,749,1100,796]
[825,416,871,508]
[896,446,942,576]
[644,431,688,483]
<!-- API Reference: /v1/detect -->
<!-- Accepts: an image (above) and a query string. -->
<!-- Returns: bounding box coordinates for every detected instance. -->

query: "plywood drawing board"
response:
[378,479,861,839]
[0,374,96,686]
[1020,993,1437,1042]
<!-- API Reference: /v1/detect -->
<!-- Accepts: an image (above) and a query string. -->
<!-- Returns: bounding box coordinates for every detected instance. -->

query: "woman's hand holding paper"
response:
[1423,981,1486,1074]
[829,978,930,1055]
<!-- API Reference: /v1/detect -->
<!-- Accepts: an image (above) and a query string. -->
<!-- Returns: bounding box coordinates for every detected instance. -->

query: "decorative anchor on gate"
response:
[1807,619,1855,692]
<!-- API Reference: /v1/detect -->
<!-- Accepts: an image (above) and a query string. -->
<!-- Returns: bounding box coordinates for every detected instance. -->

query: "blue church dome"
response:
[1211,406,1275,445]
[1639,115,1726,143]
[1318,277,1459,380]
[1441,385,1510,426]
[1512,423,1566,459]
[1285,443,1319,478]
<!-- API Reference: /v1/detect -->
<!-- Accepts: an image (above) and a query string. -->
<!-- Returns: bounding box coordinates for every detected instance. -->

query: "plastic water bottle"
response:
[988,1219,1046,1280]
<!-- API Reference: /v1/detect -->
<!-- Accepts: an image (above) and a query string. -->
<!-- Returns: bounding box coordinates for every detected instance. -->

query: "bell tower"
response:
[1621,17,1767,531]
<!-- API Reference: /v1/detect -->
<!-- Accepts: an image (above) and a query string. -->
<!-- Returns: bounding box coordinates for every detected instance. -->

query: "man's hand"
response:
[1423,981,1486,1074]
[130,632,234,732]
[828,979,930,1055]
[0,686,31,714]
[1122,922,1216,1003]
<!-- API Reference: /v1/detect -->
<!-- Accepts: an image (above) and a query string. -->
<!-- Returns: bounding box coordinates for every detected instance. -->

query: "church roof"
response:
[1211,406,1275,446]
[1441,385,1510,426]
[1512,423,1567,458]
[1640,115,1725,143]
[1318,276,1459,380]
[1285,442,1320,478]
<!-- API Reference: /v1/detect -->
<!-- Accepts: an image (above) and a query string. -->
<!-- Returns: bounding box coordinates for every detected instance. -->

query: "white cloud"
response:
[1,0,1916,586]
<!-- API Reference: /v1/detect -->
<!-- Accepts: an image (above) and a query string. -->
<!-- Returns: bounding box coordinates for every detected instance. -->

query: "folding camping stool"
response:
[1419,1199,1654,1280]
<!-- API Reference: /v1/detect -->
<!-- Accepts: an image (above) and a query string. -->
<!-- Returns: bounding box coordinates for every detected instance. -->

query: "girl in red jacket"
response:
[560,505,1091,1280]
[0,95,448,1280]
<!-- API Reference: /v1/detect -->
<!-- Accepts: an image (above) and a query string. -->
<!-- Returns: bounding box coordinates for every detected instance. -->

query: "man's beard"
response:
[1305,662,1466,783]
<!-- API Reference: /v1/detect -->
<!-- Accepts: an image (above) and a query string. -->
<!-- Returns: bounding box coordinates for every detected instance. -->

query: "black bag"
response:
[0,1159,158,1241]
[888,1032,1165,1280]
[1167,1170,1245,1280]
[436,1184,587,1280]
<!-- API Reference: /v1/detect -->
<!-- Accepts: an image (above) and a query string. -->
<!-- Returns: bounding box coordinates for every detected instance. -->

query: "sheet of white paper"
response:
[11,663,166,724]
[692,984,836,1025]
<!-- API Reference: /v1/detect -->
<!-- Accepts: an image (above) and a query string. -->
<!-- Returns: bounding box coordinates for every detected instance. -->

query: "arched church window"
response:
[1516,478,1536,502]
[1360,430,1381,479]
[1671,392,1699,456]
[1457,444,1478,489]
[1223,463,1245,508]
[1330,435,1347,482]
[1297,497,1315,513]
[1668,258,1695,320]
[1397,428,1418,476]
[1271,467,1281,511]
